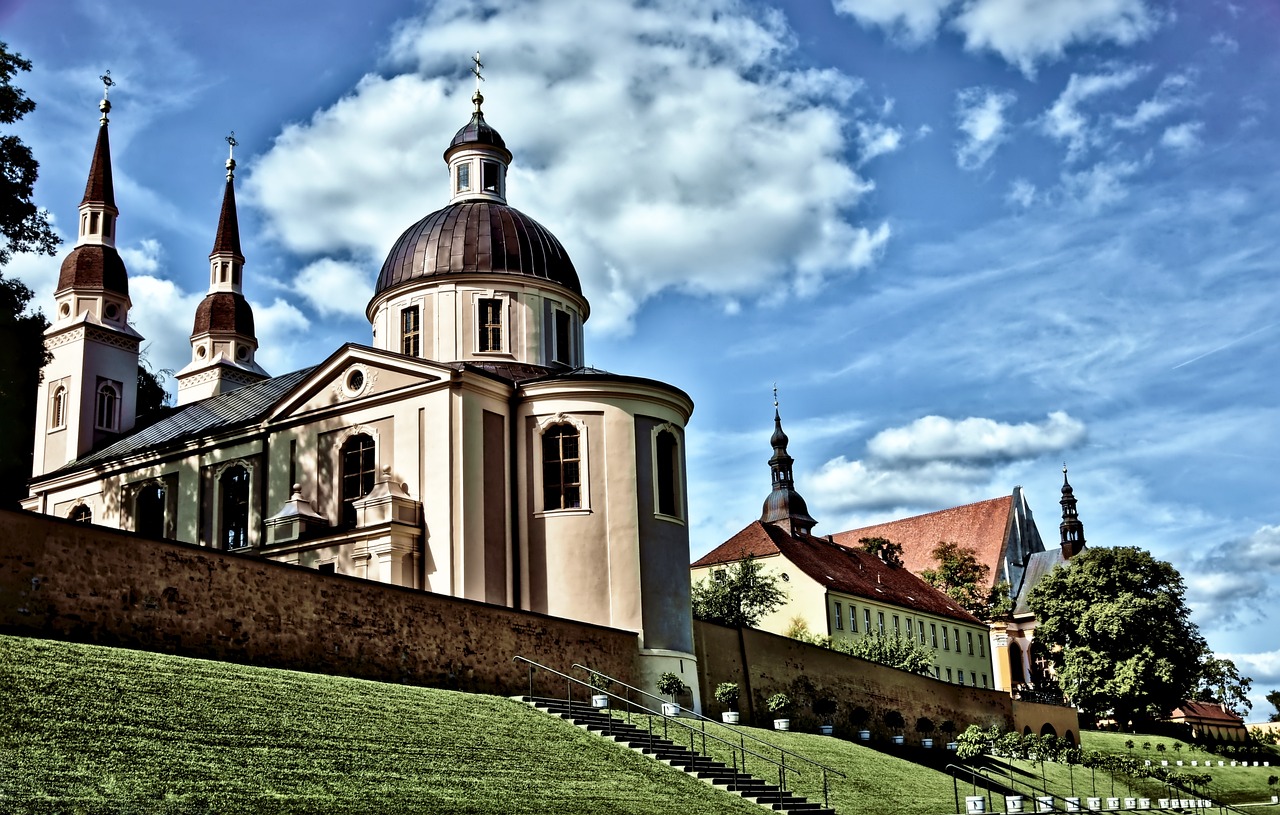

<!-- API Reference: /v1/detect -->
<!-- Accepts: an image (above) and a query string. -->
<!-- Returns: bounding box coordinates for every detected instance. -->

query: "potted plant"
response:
[851,706,872,741]
[917,716,936,748]
[767,693,792,731]
[941,720,958,750]
[814,698,837,735]
[588,671,612,708]
[657,672,684,717]
[715,682,741,724]
[884,710,906,745]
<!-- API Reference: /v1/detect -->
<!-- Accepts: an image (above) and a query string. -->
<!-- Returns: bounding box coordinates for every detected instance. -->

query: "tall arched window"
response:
[340,433,376,527]
[69,504,92,524]
[95,382,119,431]
[220,465,250,550]
[655,428,679,517]
[135,484,166,538]
[542,423,581,510]
[51,386,67,430]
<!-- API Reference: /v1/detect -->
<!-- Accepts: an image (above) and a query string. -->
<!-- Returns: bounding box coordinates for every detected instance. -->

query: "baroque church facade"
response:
[25,83,699,692]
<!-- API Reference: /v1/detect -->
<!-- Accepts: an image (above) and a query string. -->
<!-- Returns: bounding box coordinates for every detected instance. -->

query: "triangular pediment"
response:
[266,343,453,422]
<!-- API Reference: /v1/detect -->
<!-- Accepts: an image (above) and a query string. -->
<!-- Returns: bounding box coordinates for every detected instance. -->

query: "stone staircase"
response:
[523,696,836,814]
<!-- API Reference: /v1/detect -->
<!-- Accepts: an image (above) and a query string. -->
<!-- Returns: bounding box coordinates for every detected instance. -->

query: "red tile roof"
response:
[831,495,1014,586]
[1170,701,1245,725]
[694,520,981,625]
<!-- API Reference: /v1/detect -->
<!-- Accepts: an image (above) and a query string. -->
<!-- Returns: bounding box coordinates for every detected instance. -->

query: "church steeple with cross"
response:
[445,51,513,205]
[760,387,818,537]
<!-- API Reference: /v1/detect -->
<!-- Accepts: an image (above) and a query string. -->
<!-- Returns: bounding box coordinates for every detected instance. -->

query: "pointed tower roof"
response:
[80,121,116,210]
[211,158,243,259]
[1058,464,1086,558]
[760,392,817,536]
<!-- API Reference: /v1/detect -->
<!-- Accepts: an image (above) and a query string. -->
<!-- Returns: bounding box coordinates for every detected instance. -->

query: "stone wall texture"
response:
[696,620,1028,739]
[0,509,637,695]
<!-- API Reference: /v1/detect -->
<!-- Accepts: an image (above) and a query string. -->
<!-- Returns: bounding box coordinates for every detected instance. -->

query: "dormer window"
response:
[456,162,471,192]
[482,160,500,194]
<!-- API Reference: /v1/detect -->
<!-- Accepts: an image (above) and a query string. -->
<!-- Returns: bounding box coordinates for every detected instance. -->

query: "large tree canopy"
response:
[0,43,56,507]
[921,540,1013,620]
[1028,546,1206,727]
[1192,655,1253,717]
[691,556,787,629]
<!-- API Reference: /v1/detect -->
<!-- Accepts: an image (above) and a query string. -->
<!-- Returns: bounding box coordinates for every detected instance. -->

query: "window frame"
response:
[456,161,471,192]
[134,482,167,539]
[95,379,120,431]
[877,611,885,635]
[218,463,252,551]
[535,414,590,516]
[69,503,92,524]
[552,308,574,365]
[834,601,843,631]
[476,295,508,354]
[401,305,421,357]
[51,383,68,431]
[651,423,683,522]
[339,432,377,528]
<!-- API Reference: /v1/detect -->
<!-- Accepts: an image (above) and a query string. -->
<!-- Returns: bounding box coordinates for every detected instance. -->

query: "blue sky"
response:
[4,0,1278,712]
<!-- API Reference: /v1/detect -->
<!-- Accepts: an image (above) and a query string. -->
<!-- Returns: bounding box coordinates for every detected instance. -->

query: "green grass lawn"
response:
[0,635,767,815]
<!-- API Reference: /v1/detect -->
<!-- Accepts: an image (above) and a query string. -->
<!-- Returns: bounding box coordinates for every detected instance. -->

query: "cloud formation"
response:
[1041,67,1147,161]
[833,0,1161,75]
[248,0,889,334]
[955,87,1017,170]
[1186,524,1280,627]
[291,259,374,320]
[867,411,1086,463]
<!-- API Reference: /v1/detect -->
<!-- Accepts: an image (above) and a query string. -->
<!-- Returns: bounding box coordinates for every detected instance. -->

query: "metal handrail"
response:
[572,662,846,807]
[513,656,799,806]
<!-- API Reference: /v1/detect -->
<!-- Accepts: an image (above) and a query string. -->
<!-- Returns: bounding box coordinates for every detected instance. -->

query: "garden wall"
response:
[0,509,637,695]
[695,620,1018,740]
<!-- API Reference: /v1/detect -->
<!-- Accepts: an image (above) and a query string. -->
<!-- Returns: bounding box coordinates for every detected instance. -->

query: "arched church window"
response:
[69,504,92,524]
[95,382,119,431]
[655,428,680,517]
[220,465,250,550]
[135,484,166,538]
[542,424,581,511]
[52,386,67,430]
[340,433,376,527]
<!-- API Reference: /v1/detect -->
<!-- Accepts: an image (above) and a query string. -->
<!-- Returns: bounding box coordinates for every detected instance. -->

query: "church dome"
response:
[447,111,510,158]
[374,201,582,297]
[57,244,129,297]
[192,292,255,337]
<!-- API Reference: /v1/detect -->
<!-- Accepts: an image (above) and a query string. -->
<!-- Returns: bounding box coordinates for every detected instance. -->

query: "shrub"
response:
[766,693,792,715]
[587,672,612,692]
[1126,739,1135,750]
[656,672,684,700]
[883,710,905,732]
[940,719,957,735]
[714,682,739,709]
[916,717,936,736]
[850,706,870,727]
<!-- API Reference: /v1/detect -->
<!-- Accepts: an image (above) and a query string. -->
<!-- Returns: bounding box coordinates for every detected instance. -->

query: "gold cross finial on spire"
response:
[98,70,114,123]
[773,383,779,409]
[225,131,238,180]
[470,51,486,113]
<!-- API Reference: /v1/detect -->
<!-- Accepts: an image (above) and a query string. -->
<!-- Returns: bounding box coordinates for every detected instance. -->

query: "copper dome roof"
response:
[447,111,509,158]
[375,201,581,297]
[192,292,255,337]
[57,244,129,296]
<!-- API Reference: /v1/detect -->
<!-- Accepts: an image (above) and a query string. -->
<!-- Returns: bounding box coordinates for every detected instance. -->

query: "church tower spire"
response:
[175,134,268,405]
[1059,464,1086,558]
[760,388,817,537]
[443,52,513,206]
[32,72,142,477]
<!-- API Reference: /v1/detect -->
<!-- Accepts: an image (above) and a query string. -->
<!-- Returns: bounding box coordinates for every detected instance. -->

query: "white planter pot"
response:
[1086,797,1101,810]
[858,729,871,741]
[1138,799,1150,810]
[661,702,680,717]
[1065,797,1080,811]
[965,795,986,814]
[1157,800,1169,810]
[892,734,905,745]
[1106,797,1120,809]
[922,738,934,748]
[773,718,790,731]
[721,711,740,724]
[947,741,959,751]
[820,724,834,735]
[592,694,609,708]
[1005,795,1025,813]
[1036,796,1054,813]
[1124,798,1136,809]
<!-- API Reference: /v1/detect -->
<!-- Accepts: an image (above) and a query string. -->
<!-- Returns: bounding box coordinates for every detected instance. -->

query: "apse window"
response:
[95,380,120,431]
[456,162,470,192]
[401,305,421,357]
[542,423,581,511]
[220,465,250,550]
[654,428,680,518]
[340,433,376,528]
[478,297,504,352]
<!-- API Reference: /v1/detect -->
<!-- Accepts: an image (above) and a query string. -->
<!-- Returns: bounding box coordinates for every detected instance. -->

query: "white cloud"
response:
[1042,67,1148,161]
[1187,525,1280,629]
[1006,178,1038,208]
[290,259,373,320]
[1061,158,1145,211]
[253,298,313,375]
[1160,121,1204,154]
[866,411,1086,463]
[952,0,1162,77]
[808,456,992,515]
[118,238,164,277]
[831,0,957,44]
[856,121,904,164]
[955,87,1017,170]
[129,274,205,375]
[1113,73,1194,131]
[249,0,886,335]
[1209,32,1239,53]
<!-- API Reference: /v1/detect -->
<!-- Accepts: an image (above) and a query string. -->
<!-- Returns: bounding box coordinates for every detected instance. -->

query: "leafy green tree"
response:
[858,536,903,567]
[690,555,787,628]
[1028,546,1207,727]
[782,615,829,647]
[922,541,990,615]
[1266,689,1280,723]
[1193,656,1253,716]
[834,631,934,675]
[0,43,57,507]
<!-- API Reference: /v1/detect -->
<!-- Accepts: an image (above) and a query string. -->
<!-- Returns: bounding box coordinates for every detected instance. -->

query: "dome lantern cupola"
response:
[444,53,512,205]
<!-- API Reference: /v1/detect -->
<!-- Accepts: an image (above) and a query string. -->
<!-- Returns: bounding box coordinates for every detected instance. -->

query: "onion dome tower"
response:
[1059,464,1086,558]
[175,134,268,405]
[760,391,817,537]
[32,74,143,476]
[366,54,587,368]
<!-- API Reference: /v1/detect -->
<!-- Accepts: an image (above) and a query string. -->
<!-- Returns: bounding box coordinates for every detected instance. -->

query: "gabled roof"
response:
[1013,548,1067,616]
[1170,701,1245,725]
[54,367,314,474]
[832,495,1015,584]
[694,520,981,625]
